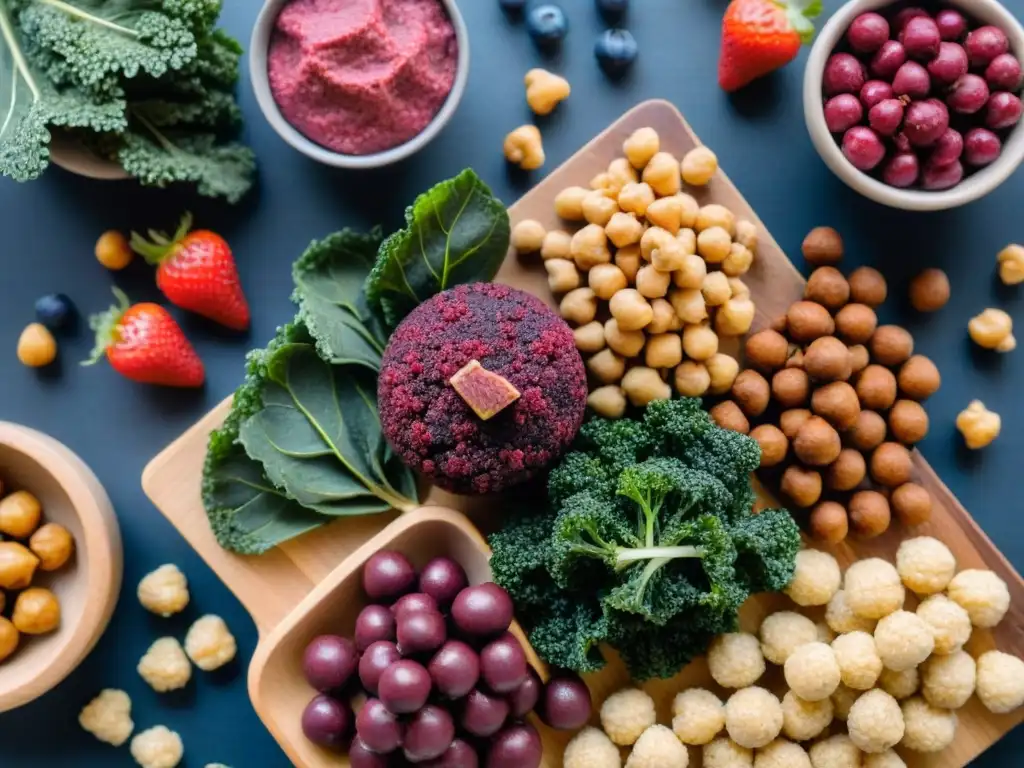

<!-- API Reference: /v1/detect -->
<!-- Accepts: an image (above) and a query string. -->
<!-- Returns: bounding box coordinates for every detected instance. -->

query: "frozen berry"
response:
[904,99,949,147]
[842,126,886,171]
[922,160,964,191]
[860,80,893,108]
[595,0,628,21]
[927,42,968,85]
[594,29,637,77]
[526,4,568,47]
[965,25,1009,67]
[987,92,1024,130]
[869,99,905,136]
[848,12,889,54]
[883,153,920,188]
[964,127,1002,166]
[935,9,967,41]
[900,16,941,60]
[34,293,75,331]
[931,128,964,166]
[986,53,1023,91]
[824,53,866,96]
[948,74,990,114]
[825,94,865,133]
[893,7,929,34]
[871,40,907,80]
[893,61,931,99]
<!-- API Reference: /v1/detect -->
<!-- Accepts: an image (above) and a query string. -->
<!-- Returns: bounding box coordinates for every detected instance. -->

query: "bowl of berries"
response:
[804,0,1024,210]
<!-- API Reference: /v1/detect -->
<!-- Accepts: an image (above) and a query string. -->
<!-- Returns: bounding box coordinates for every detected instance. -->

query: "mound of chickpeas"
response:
[510,127,759,418]
[0,480,75,662]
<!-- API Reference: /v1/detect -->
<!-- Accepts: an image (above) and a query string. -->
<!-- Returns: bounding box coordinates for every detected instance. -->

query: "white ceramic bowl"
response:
[804,0,1024,211]
[249,0,470,170]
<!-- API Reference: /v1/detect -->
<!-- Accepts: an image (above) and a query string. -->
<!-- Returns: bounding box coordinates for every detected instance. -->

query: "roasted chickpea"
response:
[812,381,861,429]
[645,197,682,234]
[636,265,672,299]
[554,186,590,220]
[648,298,681,334]
[12,587,60,635]
[695,204,735,235]
[623,126,660,169]
[847,267,887,307]
[710,401,750,434]
[847,410,887,452]
[672,254,707,290]
[811,501,849,544]
[957,400,1001,449]
[898,355,941,401]
[545,258,581,294]
[794,415,842,466]
[722,244,753,277]
[581,190,618,227]
[675,195,700,229]
[0,491,41,539]
[560,287,597,325]
[889,400,929,445]
[0,542,38,590]
[848,344,869,374]
[787,301,835,342]
[909,269,950,313]
[856,365,897,410]
[802,227,844,266]
[524,68,570,115]
[871,443,913,488]
[510,220,546,253]
[588,349,626,384]
[590,171,616,193]
[772,368,810,408]
[681,146,718,186]
[607,157,638,188]
[588,386,627,419]
[670,289,708,325]
[697,227,732,263]
[732,370,771,417]
[871,325,914,366]
[848,491,891,538]
[605,212,645,248]
[715,298,755,336]
[651,238,688,273]
[0,616,18,662]
[835,304,877,345]
[541,230,572,261]
[574,320,606,354]
[675,361,711,397]
[642,151,682,196]
[683,323,719,361]
[781,465,823,508]
[826,449,867,491]
[706,353,740,395]
[804,337,852,382]
[968,308,1014,351]
[997,244,1024,285]
[610,289,653,331]
[589,264,628,300]
[622,367,672,407]
[780,409,813,440]
[640,226,673,261]
[644,333,683,369]
[735,220,758,252]
[570,224,611,270]
[617,182,655,217]
[751,424,788,468]
[746,330,789,372]
[603,319,644,357]
[892,483,932,526]
[504,125,544,170]
[702,272,731,307]
[805,267,850,311]
[615,244,642,283]
[28,523,74,572]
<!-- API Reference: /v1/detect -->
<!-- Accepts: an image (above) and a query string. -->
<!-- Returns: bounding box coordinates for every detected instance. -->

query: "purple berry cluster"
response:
[822,5,1023,191]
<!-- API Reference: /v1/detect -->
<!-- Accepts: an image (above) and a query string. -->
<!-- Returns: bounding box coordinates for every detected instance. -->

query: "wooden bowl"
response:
[0,423,122,712]
[48,132,129,181]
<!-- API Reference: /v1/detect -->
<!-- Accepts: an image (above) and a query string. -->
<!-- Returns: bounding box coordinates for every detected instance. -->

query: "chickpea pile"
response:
[0,481,75,662]
[511,127,758,418]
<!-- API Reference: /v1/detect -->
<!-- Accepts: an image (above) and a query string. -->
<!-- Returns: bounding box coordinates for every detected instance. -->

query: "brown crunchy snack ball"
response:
[780,409,812,440]
[892,483,932,526]
[732,370,771,417]
[787,301,835,342]
[804,337,852,381]
[847,410,887,451]
[826,449,867,491]
[786,349,804,369]
[12,587,60,634]
[794,416,842,466]
[871,442,913,488]
[848,344,870,374]
[848,490,891,538]
[898,356,941,401]
[802,227,844,266]
[28,523,74,572]
[805,267,851,311]
[889,400,929,445]
[0,491,42,539]
[745,329,789,372]
[751,424,788,468]
[870,326,914,367]
[772,368,810,408]
[855,365,897,411]
[811,501,849,544]
[909,269,950,313]
[812,381,861,429]
[835,304,878,345]
[710,401,750,434]
[848,267,887,307]
[781,466,822,508]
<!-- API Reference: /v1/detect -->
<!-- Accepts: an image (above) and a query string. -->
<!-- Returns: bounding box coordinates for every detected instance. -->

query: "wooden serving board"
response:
[143,100,1024,766]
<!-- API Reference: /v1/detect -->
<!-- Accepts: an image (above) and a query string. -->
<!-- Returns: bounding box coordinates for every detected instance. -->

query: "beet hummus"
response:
[378,283,588,495]
[267,0,458,156]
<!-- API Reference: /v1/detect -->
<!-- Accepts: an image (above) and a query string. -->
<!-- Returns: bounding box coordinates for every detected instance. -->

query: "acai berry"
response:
[526,4,568,48]
[595,29,638,77]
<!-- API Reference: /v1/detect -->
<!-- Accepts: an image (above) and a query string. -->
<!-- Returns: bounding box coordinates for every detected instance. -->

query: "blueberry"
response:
[498,0,527,10]
[595,29,638,77]
[526,4,568,48]
[34,293,75,331]
[596,0,628,20]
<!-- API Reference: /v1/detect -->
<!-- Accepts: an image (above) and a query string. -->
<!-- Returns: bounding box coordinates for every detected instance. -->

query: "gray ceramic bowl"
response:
[249,0,470,169]
[804,0,1024,211]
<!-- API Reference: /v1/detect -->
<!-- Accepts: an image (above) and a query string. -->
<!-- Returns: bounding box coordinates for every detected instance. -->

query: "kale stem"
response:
[38,0,140,37]
[616,545,704,564]
[132,110,179,154]
[0,2,40,103]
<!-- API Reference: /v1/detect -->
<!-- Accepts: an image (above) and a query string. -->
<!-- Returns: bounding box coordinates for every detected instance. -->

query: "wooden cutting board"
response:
[143,99,1024,766]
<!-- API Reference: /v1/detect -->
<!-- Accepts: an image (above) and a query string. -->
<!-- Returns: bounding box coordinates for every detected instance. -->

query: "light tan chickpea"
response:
[588,386,627,419]
[0,616,18,662]
[28,523,74,572]
[587,349,626,384]
[510,219,547,253]
[618,182,656,217]
[640,226,673,261]
[728,277,750,299]
[670,288,708,325]
[590,171,617,194]
[0,491,41,539]
[607,157,638,188]
[545,258,580,294]
[604,318,646,357]
[636,264,672,298]
[573,321,606,354]
[541,230,572,261]
[12,587,60,635]
[676,227,697,255]
[968,308,1014,351]
[646,333,683,369]
[642,151,682,197]
[722,243,753,277]
[715,298,756,336]
[675,361,711,396]
[705,353,740,394]
[702,272,731,307]
[615,244,642,282]
[640,200,676,236]
[524,68,570,115]
[554,186,590,220]
[503,125,544,170]
[560,287,597,325]
[956,400,1000,449]
[672,254,707,290]
[582,190,619,226]
[589,263,628,300]
[997,244,1024,285]
[609,289,653,331]
[735,220,758,252]
[695,204,736,236]
[605,212,644,248]
[680,146,718,186]
[650,238,687,273]
[570,224,611,270]
[622,367,672,406]
[0,542,38,590]
[697,227,732,263]
[683,323,719,361]
[648,298,681,334]
[623,126,660,169]
[675,194,700,229]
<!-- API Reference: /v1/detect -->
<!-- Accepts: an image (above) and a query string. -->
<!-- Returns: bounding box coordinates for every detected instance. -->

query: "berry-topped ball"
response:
[378,283,587,495]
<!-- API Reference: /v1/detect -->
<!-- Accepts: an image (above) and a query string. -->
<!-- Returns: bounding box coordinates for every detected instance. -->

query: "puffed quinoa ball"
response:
[843,559,905,620]
[826,590,877,635]
[816,621,835,644]
[863,751,906,768]
[878,667,920,700]
[708,632,765,689]
[976,650,1024,714]
[138,564,190,617]
[900,697,957,752]
[781,691,833,742]
[725,687,783,749]
[874,611,935,672]
[564,727,622,768]
[921,650,976,709]
[847,690,904,754]
[626,724,689,768]
[830,684,862,721]
[681,146,718,186]
[808,734,862,768]
[79,689,134,746]
[511,219,547,252]
[895,537,956,596]
[138,637,192,692]
[623,127,660,169]
[785,642,841,702]
[947,569,1010,628]
[704,737,754,768]
[184,615,236,671]
[754,739,810,768]
[760,611,818,665]
[831,631,882,690]
[672,688,725,745]
[602,688,657,746]
[916,594,972,655]
[785,549,841,607]
[131,725,184,768]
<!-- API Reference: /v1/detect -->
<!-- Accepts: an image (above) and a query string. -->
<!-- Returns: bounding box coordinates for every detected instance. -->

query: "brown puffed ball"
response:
[804,336,852,381]
[787,301,835,342]
[848,267,887,307]
[745,329,789,372]
[889,400,929,445]
[802,226,844,266]
[781,465,823,508]
[794,416,842,466]
[909,269,950,313]
[871,442,913,488]
[732,370,771,417]
[786,349,805,369]
[826,448,867,491]
[772,368,810,408]
[870,325,914,366]
[849,490,891,538]
[855,365,897,411]
[847,410,888,451]
[751,424,789,468]
[710,401,750,434]
[848,344,870,374]
[835,304,878,345]
[812,381,861,429]
[892,482,933,526]
[771,314,788,333]
[805,267,851,311]
[898,355,941,401]
[780,409,813,440]
[811,501,849,544]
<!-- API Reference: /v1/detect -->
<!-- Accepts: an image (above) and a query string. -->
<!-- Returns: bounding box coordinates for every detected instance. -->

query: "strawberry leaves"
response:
[777,0,822,45]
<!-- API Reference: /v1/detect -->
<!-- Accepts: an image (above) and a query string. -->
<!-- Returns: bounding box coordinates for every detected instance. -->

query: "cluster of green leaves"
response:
[0,0,253,202]
[489,398,801,680]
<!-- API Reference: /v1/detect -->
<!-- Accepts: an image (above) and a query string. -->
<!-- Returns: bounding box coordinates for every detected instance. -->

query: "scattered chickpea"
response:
[510,219,546,253]
[735,220,758,252]
[570,224,611,270]
[582,190,619,226]
[605,212,645,248]
[622,367,672,407]
[642,152,682,196]
[956,400,1000,449]
[545,258,580,294]
[648,298,681,334]
[892,483,932,526]
[604,319,646,357]
[802,227,844,266]
[710,401,750,434]
[618,182,656,217]
[889,400,929,445]
[695,204,736,236]
[524,68,570,115]
[503,125,544,170]
[722,244,753,277]
[672,254,707,290]
[968,308,1014,351]
[17,324,57,368]
[781,465,823,508]
[787,301,835,342]
[746,330,789,372]
[636,265,671,298]
[772,368,810,408]
[715,298,755,336]
[680,146,718,186]
[898,355,941,401]
[95,230,133,270]
[646,333,683,369]
[705,353,740,394]
[560,287,597,325]
[554,186,590,220]
[997,244,1024,285]
[835,304,878,345]
[780,408,813,440]
[589,263,628,300]
[702,272,731,307]
[811,501,849,544]
[697,227,732,263]
[645,197,682,234]
[848,410,887,452]
[588,386,627,418]
[826,449,867,492]
[848,490,891,538]
[909,269,950,313]
[623,127,660,169]
[650,238,688,273]
[615,245,642,282]
[573,321,606,354]
[805,267,850,311]
[541,230,572,261]
[683,323,719,361]
[871,442,913,488]
[588,349,626,385]
[856,365,897,411]
[610,289,653,331]
[675,361,711,397]
[848,267,887,307]
[870,325,914,366]
[751,424,788,468]
[670,289,708,325]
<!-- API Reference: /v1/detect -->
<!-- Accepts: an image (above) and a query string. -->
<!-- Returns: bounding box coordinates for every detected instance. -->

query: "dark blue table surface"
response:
[2,0,1023,764]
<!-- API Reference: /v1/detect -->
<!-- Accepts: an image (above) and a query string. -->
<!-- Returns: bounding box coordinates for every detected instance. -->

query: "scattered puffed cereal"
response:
[956,400,1001,449]
[524,68,570,115]
[79,689,134,746]
[131,725,183,768]
[184,615,236,672]
[137,637,192,692]
[997,244,1024,285]
[138,564,190,617]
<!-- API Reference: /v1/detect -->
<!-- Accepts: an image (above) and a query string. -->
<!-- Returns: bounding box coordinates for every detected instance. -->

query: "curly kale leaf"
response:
[526,598,609,675]
[129,87,238,130]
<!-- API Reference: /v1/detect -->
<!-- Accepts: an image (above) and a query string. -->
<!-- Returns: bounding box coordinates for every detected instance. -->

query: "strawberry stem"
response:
[130,212,194,266]
[775,0,822,44]
[82,287,131,366]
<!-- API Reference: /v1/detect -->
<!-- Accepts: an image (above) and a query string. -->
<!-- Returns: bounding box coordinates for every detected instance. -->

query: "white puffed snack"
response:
[830,684,861,721]
[878,667,920,700]
[895,537,956,595]
[844,558,905,619]
[703,737,753,768]
[947,569,1010,628]
[131,725,184,768]
[873,611,934,671]
[832,631,882,690]
[847,689,904,754]
[976,650,1024,714]
[564,727,622,768]
[784,642,841,702]
[707,632,765,689]
[816,622,835,644]
[671,688,724,745]
[601,688,657,746]
[900,697,957,752]
[137,637,192,692]
[137,564,189,617]
[808,734,862,768]
[759,611,818,665]
[916,594,972,655]
[626,724,689,768]
[724,687,783,749]
[781,690,833,742]
[785,549,841,606]
[922,650,976,710]
[753,739,810,768]
[864,750,907,768]
[79,688,134,746]
[825,590,876,635]
[184,615,237,671]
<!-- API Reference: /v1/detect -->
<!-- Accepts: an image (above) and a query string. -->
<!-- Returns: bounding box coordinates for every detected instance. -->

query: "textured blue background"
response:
[0,0,1022,764]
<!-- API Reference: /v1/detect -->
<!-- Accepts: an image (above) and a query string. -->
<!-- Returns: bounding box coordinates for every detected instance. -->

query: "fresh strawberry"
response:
[83,288,205,388]
[719,0,821,92]
[130,213,250,330]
